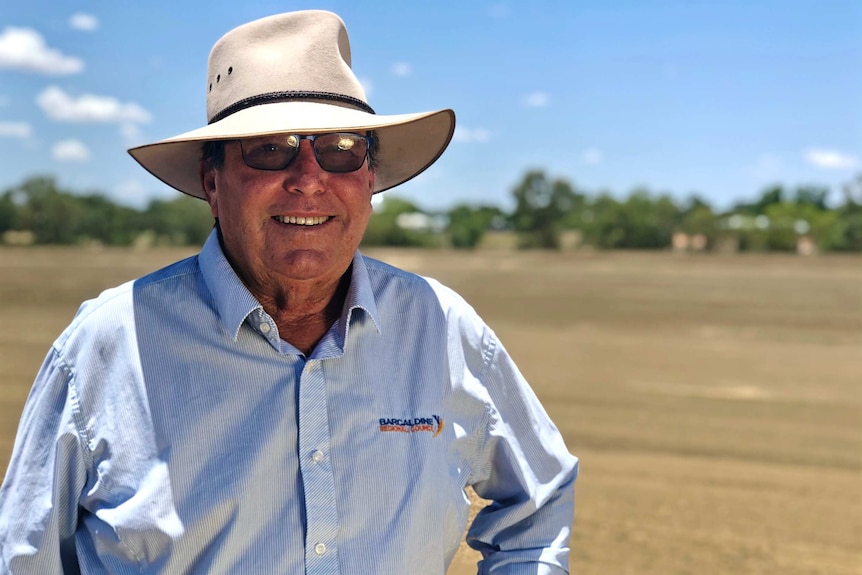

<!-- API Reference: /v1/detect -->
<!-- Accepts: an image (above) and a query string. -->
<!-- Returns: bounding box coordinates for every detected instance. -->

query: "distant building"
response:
[2,230,35,245]
[395,212,447,233]
[672,232,708,253]
[796,235,817,256]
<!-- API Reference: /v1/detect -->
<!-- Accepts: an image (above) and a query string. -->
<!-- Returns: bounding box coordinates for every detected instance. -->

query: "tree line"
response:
[0,177,213,247]
[2,172,862,252]
[365,170,862,252]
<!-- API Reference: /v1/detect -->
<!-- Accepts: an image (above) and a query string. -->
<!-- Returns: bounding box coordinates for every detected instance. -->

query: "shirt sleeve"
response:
[0,346,88,574]
[466,328,578,575]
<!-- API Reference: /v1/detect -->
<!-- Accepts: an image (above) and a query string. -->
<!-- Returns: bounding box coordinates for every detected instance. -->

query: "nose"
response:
[283,140,324,195]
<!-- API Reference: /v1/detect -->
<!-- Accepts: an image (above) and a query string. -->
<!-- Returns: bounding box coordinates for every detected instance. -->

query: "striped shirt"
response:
[0,230,577,574]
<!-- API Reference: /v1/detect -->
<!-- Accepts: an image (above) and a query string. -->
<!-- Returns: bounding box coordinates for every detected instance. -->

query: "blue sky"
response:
[0,0,859,212]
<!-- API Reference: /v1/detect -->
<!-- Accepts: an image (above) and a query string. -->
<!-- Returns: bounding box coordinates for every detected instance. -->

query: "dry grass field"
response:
[1,245,860,574]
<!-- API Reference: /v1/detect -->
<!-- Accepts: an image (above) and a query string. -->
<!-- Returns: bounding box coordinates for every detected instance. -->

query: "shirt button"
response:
[312,450,324,463]
[315,543,327,556]
[260,323,271,334]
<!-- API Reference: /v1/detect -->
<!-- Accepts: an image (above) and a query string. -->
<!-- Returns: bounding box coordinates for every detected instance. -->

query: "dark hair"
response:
[200,140,226,170]
[200,130,380,171]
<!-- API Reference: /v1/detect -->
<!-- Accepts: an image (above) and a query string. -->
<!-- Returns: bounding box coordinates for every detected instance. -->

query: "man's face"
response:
[201,136,375,292]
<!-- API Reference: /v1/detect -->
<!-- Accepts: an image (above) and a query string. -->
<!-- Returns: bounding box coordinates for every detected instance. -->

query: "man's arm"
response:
[0,347,87,574]
[466,331,578,575]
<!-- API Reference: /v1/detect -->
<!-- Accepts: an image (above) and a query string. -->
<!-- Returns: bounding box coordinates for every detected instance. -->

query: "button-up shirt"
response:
[0,231,577,574]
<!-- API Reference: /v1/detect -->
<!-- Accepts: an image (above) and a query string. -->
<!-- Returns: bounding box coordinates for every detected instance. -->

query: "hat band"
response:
[209,91,376,124]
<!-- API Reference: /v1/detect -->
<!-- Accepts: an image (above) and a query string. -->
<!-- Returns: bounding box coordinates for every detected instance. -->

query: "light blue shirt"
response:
[0,231,577,574]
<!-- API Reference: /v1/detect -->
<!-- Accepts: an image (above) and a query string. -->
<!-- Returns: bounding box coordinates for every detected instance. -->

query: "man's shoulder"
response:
[360,253,478,320]
[56,254,202,349]
[360,254,424,283]
[84,254,200,311]
[133,253,202,291]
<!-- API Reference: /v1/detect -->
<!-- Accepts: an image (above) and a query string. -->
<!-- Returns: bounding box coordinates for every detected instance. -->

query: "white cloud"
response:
[391,62,413,77]
[53,139,90,162]
[359,77,373,98]
[69,13,99,32]
[0,27,83,75]
[581,148,603,165]
[0,121,31,138]
[524,91,549,108]
[37,86,152,124]
[805,148,858,170]
[452,126,491,143]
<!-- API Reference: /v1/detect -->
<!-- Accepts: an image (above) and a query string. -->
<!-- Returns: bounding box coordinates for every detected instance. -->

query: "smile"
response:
[273,215,331,225]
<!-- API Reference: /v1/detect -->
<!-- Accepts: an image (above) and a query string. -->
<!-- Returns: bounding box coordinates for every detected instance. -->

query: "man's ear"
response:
[199,162,219,218]
[367,169,376,202]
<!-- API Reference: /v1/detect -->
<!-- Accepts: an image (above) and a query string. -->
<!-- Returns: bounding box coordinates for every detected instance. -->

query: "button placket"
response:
[297,359,339,573]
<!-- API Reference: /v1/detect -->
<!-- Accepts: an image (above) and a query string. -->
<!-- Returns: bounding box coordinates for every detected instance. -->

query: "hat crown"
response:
[205,10,368,123]
[128,10,455,200]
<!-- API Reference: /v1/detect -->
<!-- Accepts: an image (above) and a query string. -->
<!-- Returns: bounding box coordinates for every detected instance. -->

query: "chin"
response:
[273,251,341,281]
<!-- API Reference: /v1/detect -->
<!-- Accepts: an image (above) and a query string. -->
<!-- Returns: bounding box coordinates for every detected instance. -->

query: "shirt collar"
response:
[199,230,263,341]
[198,229,380,345]
[340,251,381,338]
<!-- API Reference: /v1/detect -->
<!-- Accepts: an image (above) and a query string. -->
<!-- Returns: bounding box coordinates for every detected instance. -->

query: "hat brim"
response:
[128,101,455,199]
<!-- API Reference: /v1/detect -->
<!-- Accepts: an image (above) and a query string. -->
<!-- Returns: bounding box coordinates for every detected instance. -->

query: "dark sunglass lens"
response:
[313,133,368,172]
[240,136,299,170]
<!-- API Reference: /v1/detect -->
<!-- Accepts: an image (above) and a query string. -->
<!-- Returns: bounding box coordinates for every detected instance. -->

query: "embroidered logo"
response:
[379,415,444,438]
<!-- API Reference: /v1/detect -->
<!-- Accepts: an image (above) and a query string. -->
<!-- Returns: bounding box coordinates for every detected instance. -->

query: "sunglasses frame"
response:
[237,132,372,173]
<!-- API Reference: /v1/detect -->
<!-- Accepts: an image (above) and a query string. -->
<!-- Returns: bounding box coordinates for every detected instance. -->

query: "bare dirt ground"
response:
[1,246,860,574]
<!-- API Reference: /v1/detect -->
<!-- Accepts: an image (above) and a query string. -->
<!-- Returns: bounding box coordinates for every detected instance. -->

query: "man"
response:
[0,10,577,574]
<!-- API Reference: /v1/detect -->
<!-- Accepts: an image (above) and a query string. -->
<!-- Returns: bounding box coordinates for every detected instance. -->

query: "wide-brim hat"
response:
[128,10,455,199]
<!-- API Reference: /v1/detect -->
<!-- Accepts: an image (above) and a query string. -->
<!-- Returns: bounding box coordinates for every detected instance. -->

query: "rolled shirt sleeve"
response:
[425,276,577,574]
[467,330,577,574]
[0,346,88,574]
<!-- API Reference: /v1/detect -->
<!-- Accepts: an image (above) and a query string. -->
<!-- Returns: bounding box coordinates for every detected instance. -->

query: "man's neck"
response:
[258,270,351,355]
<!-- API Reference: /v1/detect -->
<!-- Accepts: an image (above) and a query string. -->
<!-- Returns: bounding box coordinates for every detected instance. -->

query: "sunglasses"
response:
[238,132,372,173]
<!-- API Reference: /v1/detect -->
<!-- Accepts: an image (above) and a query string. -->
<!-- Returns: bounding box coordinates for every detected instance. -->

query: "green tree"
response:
[581,193,625,248]
[446,204,504,249]
[794,185,830,210]
[141,195,214,245]
[821,176,862,251]
[511,170,579,249]
[0,191,17,233]
[361,196,439,247]
[678,195,718,244]
[78,194,142,246]
[12,177,86,244]
[582,189,680,249]
[733,185,785,217]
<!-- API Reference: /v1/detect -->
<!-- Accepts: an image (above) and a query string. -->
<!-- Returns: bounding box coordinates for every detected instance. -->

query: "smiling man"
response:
[199,132,378,354]
[0,10,577,575]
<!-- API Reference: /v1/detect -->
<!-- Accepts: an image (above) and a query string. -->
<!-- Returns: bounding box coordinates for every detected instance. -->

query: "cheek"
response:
[211,172,254,220]
[354,190,374,223]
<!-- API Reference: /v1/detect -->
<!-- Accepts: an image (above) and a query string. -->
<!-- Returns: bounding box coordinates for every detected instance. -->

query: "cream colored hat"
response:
[128,10,455,199]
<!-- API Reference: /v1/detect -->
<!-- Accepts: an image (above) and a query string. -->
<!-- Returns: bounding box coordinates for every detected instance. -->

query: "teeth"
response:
[275,216,330,225]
